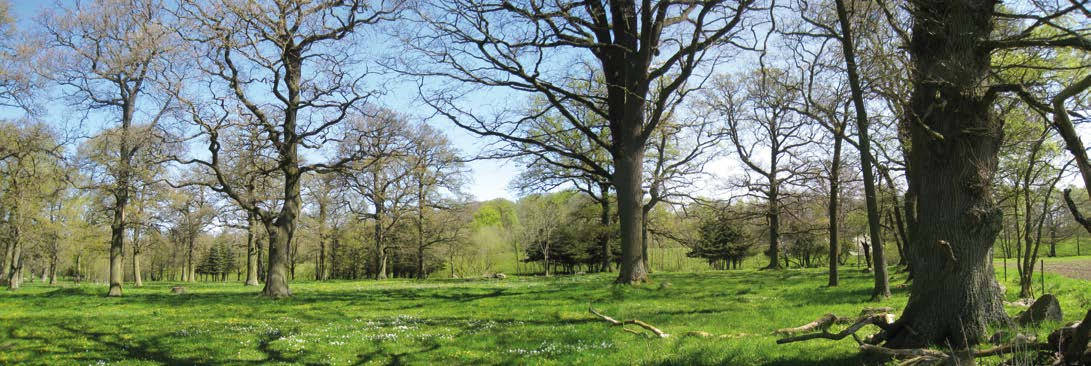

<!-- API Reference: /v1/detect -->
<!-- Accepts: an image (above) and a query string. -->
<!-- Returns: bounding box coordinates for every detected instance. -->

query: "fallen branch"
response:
[774,313,842,336]
[776,313,893,344]
[589,305,670,338]
[972,341,1047,358]
[861,344,950,366]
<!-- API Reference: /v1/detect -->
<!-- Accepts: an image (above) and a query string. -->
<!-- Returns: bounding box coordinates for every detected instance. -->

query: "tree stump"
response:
[170,286,187,294]
[1017,294,1062,326]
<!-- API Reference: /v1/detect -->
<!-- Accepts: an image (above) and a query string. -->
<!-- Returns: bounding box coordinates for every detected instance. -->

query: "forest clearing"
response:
[1,0,1089,364]
[1,265,1090,365]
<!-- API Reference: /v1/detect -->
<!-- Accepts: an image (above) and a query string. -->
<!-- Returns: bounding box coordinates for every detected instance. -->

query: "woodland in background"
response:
[0,0,1088,362]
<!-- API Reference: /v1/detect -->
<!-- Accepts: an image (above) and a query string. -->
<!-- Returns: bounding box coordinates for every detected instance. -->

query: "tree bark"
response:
[263,220,293,298]
[132,245,143,288]
[416,180,426,279]
[245,213,260,286]
[0,227,11,285]
[543,237,551,277]
[7,229,21,290]
[765,178,782,270]
[828,126,843,286]
[262,162,299,298]
[74,254,82,284]
[834,0,888,300]
[374,196,387,280]
[613,124,649,284]
[48,250,57,285]
[186,232,196,283]
[885,0,1008,349]
[318,197,328,281]
[598,182,611,273]
[641,209,650,273]
[108,190,127,296]
[108,99,137,297]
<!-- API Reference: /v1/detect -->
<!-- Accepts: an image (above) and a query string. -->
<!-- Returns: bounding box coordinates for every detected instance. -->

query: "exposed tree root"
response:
[775,307,1090,365]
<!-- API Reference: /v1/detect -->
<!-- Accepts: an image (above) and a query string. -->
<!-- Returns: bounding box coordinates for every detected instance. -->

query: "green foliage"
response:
[471,198,518,230]
[196,241,236,280]
[685,208,749,269]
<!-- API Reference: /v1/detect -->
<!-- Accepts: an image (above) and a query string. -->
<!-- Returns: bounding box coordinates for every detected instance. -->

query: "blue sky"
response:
[5,0,524,202]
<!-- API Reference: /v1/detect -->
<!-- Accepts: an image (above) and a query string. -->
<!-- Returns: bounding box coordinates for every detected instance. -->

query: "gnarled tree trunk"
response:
[885,0,1008,349]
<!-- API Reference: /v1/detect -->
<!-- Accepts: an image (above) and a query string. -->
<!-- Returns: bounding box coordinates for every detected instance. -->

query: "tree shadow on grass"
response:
[648,350,876,366]
[760,354,878,366]
[53,324,208,365]
[353,342,441,366]
[40,324,325,365]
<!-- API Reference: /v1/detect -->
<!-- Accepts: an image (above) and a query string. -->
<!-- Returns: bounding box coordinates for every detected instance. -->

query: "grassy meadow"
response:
[1,265,1089,365]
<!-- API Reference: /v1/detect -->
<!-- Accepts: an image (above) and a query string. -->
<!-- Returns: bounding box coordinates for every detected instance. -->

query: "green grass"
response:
[996,235,1091,258]
[0,266,1087,365]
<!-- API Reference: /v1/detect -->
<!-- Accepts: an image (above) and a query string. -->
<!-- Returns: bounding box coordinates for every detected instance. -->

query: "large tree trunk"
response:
[132,228,143,288]
[612,122,649,284]
[330,233,339,280]
[108,192,127,296]
[861,240,872,269]
[891,195,911,267]
[289,240,297,281]
[885,0,1008,349]
[186,234,196,283]
[318,201,328,281]
[828,128,843,286]
[7,234,21,290]
[264,221,293,298]
[262,155,300,298]
[641,209,650,273]
[765,182,782,269]
[834,0,888,300]
[132,246,143,288]
[416,184,425,279]
[0,229,11,285]
[263,167,299,298]
[598,182,611,273]
[1048,218,1057,258]
[543,239,551,277]
[374,200,387,280]
[244,213,260,286]
[108,101,136,297]
[48,251,57,285]
[74,254,82,284]
[257,234,265,281]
